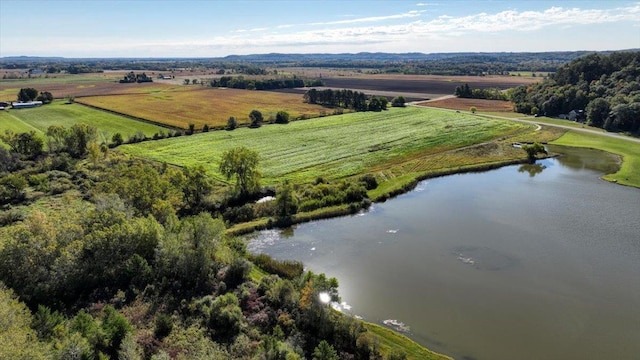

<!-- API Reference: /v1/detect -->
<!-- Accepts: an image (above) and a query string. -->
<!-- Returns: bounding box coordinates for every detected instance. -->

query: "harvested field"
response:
[119,107,530,185]
[0,74,175,99]
[420,97,515,112]
[76,87,328,129]
[320,75,536,97]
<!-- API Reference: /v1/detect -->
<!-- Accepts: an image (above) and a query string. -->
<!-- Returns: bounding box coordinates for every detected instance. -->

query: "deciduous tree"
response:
[219,147,261,196]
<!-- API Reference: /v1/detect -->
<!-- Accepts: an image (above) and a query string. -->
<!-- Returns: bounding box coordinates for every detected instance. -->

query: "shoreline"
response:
[226,156,534,237]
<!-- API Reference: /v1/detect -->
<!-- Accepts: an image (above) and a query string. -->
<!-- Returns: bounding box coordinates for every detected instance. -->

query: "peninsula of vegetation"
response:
[1,50,639,360]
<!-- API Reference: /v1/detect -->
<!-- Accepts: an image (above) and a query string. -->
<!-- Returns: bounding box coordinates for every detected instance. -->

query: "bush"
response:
[154,313,173,339]
[275,111,290,124]
[249,110,263,128]
[0,208,24,226]
[222,204,256,224]
[227,117,238,130]
[0,174,27,204]
[249,253,304,280]
[391,96,406,107]
[28,173,50,192]
[359,174,378,190]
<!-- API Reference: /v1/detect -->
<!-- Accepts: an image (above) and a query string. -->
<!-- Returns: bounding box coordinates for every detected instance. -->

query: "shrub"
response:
[249,253,304,280]
[222,204,256,224]
[0,174,27,204]
[391,96,406,107]
[111,133,123,146]
[154,313,173,339]
[359,174,378,190]
[275,111,290,124]
[227,117,238,130]
[28,173,50,192]
[249,110,263,128]
[0,208,24,226]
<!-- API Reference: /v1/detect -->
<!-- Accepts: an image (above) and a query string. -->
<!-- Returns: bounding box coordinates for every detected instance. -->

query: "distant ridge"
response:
[2,49,638,63]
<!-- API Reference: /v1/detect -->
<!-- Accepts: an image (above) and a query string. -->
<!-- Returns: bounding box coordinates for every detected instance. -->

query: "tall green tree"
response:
[276,180,298,223]
[219,147,261,196]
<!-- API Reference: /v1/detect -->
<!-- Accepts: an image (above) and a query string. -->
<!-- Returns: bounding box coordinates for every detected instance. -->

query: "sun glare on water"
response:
[319,292,331,304]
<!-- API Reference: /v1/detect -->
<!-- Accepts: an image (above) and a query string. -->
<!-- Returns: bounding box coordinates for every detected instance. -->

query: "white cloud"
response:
[309,10,424,26]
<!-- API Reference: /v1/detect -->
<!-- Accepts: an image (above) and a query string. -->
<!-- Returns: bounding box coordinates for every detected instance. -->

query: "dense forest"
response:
[0,118,417,359]
[509,51,640,132]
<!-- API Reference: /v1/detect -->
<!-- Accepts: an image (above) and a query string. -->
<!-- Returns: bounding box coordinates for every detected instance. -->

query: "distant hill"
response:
[2,50,638,76]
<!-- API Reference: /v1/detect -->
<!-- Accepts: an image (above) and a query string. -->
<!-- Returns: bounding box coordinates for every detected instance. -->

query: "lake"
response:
[247,146,640,360]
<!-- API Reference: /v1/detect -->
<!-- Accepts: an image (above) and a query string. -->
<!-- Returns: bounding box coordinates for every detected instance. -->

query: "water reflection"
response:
[517,163,546,177]
[549,145,621,174]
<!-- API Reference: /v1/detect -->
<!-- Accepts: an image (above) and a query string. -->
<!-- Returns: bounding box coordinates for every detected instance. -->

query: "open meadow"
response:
[0,100,166,144]
[76,87,330,129]
[119,106,532,185]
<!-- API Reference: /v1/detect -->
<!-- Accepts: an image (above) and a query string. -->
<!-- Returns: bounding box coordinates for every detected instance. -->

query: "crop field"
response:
[420,97,515,112]
[119,107,531,185]
[76,87,329,129]
[0,101,166,144]
[0,78,173,100]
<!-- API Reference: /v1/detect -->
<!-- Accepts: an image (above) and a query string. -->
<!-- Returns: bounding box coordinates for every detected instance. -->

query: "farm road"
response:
[411,98,640,144]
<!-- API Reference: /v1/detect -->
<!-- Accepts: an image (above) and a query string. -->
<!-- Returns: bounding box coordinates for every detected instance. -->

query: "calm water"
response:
[247,146,640,360]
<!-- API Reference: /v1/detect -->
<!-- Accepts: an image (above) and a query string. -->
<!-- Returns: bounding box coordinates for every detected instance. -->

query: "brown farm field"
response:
[420,97,515,112]
[76,87,329,129]
[0,72,176,100]
[320,74,537,97]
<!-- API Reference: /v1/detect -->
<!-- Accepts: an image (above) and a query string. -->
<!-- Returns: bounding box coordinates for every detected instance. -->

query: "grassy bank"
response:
[363,322,453,360]
[551,131,640,187]
[0,100,165,144]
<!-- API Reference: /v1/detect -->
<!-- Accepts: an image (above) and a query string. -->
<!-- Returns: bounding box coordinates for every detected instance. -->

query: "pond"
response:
[247,146,640,360]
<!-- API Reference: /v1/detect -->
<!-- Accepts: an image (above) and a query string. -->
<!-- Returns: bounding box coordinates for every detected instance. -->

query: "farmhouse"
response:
[12,101,43,109]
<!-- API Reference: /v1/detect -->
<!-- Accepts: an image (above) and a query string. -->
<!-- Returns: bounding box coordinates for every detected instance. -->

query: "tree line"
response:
[509,51,640,132]
[303,88,400,112]
[209,76,323,90]
[454,83,508,100]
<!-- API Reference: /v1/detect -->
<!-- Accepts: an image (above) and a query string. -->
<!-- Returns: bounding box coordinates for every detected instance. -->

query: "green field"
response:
[0,101,166,144]
[119,107,530,185]
[551,131,640,187]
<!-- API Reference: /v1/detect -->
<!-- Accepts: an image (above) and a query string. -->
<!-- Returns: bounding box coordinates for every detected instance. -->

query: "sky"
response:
[1,0,639,58]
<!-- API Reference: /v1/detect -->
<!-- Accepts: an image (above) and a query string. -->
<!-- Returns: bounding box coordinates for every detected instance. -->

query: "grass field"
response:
[76,87,329,129]
[0,100,166,144]
[551,131,640,187]
[119,107,531,185]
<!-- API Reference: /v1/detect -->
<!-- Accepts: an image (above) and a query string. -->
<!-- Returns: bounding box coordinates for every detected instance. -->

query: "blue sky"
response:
[1,0,639,57]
